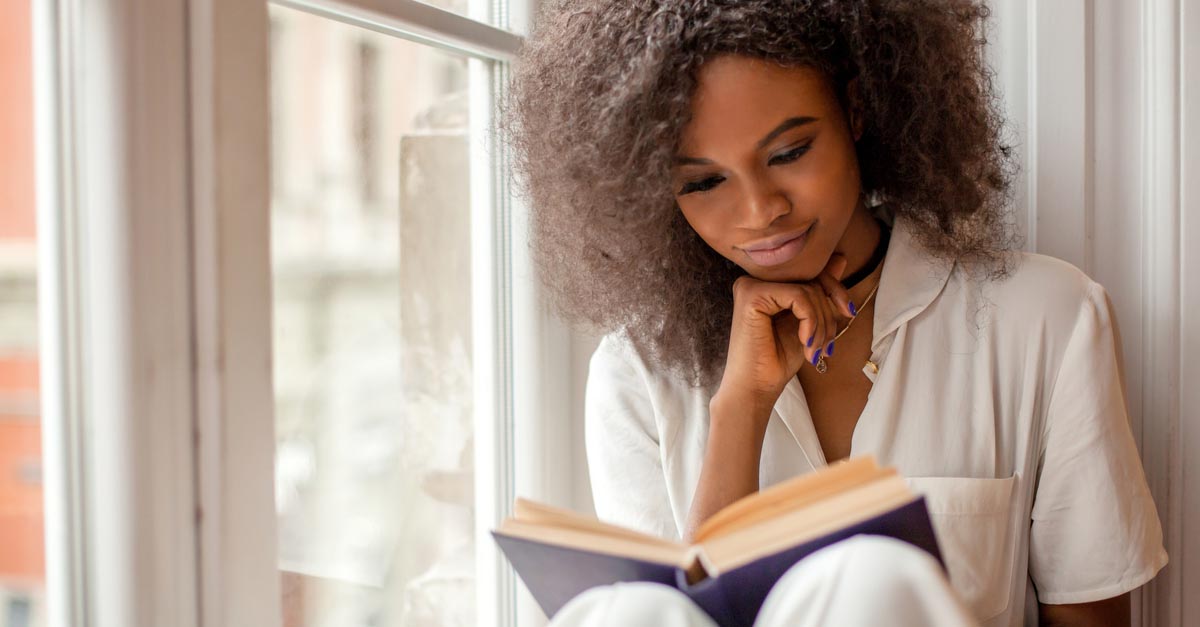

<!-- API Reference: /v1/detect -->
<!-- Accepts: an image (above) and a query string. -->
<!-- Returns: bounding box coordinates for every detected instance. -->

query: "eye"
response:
[769,142,812,166]
[679,175,725,196]
[676,141,811,195]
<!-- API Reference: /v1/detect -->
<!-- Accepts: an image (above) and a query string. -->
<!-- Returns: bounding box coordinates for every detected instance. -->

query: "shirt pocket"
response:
[905,474,1018,621]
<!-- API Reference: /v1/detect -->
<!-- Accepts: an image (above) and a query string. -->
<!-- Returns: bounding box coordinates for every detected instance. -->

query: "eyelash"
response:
[678,143,813,196]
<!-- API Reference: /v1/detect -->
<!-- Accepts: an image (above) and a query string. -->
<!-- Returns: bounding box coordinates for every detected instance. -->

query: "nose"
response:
[739,172,791,230]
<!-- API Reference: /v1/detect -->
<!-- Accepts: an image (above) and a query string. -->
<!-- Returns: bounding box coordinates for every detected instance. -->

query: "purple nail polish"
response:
[807,334,814,347]
[811,349,821,365]
[849,301,858,316]
[827,341,834,356]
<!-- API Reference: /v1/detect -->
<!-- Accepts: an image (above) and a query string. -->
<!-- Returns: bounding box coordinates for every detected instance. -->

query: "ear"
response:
[846,77,864,142]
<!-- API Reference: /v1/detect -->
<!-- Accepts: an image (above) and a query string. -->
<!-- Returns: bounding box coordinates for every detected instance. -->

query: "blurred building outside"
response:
[270,3,477,626]
[0,1,46,627]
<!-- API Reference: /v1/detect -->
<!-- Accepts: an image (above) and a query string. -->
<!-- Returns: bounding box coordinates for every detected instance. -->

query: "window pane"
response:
[0,1,46,626]
[420,0,487,27]
[269,6,478,626]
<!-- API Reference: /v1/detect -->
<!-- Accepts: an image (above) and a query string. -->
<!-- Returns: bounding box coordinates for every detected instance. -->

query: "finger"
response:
[816,266,855,318]
[821,251,850,280]
[787,287,822,364]
[745,281,824,366]
[809,285,829,362]
[819,252,853,317]
[802,285,827,366]
[820,289,839,359]
[793,303,818,365]
[815,285,833,365]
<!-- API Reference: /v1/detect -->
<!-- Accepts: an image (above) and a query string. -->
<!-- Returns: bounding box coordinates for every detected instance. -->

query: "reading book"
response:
[491,456,942,627]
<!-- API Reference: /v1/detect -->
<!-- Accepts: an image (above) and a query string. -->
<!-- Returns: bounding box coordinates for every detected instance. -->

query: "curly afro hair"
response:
[502,0,1018,387]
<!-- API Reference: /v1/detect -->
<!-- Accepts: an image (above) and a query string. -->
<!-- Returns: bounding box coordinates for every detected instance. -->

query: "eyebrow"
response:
[674,116,820,166]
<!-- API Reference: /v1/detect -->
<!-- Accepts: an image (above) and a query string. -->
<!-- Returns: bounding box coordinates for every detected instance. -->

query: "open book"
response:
[492,456,942,626]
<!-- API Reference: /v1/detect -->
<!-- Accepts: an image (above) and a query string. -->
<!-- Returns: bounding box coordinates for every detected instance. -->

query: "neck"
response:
[834,200,884,302]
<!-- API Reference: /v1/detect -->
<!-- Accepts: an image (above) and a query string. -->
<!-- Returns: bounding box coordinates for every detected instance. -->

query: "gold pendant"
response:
[815,356,828,374]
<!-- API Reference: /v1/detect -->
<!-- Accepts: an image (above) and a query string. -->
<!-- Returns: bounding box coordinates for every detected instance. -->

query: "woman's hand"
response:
[716,253,855,406]
[684,253,854,541]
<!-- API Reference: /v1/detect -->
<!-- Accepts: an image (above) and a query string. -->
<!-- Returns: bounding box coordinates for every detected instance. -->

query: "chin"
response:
[745,258,822,283]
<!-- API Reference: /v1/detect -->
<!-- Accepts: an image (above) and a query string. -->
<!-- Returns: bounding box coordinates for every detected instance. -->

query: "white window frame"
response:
[36,1,202,626]
[34,0,561,626]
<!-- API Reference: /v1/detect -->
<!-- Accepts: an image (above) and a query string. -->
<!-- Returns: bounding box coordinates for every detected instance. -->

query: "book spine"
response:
[674,567,741,627]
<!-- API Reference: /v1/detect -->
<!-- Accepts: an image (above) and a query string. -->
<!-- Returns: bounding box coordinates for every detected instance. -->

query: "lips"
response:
[740,225,812,267]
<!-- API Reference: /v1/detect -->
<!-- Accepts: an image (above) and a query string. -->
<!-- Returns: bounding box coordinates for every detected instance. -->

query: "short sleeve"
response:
[584,332,680,540]
[1029,281,1168,604]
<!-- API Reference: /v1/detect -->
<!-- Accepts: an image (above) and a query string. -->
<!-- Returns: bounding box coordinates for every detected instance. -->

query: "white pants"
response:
[547,535,978,627]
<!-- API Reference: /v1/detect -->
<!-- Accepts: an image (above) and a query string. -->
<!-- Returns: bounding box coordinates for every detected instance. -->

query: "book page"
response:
[698,466,897,543]
[512,498,683,549]
[699,475,917,573]
[496,519,692,567]
[694,456,886,542]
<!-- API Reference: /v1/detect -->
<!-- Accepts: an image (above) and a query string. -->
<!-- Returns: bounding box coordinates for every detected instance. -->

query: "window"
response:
[32,0,536,624]
[265,1,540,625]
[0,1,45,625]
[269,6,479,625]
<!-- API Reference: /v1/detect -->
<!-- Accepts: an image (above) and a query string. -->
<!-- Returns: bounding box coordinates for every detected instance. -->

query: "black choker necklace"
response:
[840,220,891,289]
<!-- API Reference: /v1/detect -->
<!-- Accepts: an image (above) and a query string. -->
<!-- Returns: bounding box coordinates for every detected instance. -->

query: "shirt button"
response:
[862,359,880,382]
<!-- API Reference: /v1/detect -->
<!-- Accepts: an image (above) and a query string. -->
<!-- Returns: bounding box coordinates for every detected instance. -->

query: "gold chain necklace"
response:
[814,277,881,375]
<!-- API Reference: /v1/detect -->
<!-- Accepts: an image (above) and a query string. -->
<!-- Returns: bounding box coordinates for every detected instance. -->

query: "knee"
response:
[758,535,972,627]
[777,534,948,599]
[832,534,945,580]
[549,582,715,627]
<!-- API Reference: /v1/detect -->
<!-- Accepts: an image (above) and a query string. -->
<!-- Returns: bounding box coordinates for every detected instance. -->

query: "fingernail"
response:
[811,349,821,365]
[827,341,834,356]
[807,334,814,347]
[849,301,858,316]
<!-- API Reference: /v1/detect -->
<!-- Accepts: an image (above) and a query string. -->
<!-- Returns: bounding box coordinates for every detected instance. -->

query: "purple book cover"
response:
[493,496,942,627]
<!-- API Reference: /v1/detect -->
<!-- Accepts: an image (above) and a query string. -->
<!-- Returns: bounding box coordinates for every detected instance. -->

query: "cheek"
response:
[778,154,861,222]
[791,146,859,196]
[821,136,862,194]
[679,205,735,253]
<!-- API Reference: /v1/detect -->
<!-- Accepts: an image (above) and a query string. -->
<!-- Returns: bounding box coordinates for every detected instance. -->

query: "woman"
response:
[503,1,1167,625]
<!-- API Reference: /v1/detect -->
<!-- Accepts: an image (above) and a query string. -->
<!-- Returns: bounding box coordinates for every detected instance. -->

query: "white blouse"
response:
[584,211,1168,627]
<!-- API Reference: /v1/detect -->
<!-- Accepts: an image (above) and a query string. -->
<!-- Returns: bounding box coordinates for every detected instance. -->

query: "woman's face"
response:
[672,55,865,282]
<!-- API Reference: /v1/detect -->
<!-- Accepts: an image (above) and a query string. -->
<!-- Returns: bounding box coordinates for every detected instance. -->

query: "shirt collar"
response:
[870,209,955,350]
[770,209,955,468]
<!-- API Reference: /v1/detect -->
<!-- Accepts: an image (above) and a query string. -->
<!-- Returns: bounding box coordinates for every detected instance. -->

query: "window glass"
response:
[419,0,485,27]
[269,6,477,626]
[0,2,46,626]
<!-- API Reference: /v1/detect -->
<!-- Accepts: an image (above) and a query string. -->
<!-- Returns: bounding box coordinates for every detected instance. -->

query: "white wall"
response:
[562,1,1199,623]
[1180,0,1200,618]
[986,1,1193,620]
